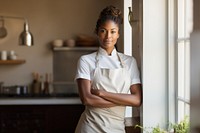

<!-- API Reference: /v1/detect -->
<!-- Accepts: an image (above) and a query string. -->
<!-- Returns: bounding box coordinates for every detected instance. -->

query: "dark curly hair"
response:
[95,5,123,34]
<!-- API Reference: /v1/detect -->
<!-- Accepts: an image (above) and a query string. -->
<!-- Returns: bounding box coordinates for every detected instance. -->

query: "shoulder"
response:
[118,52,138,70]
[118,52,137,63]
[79,51,97,64]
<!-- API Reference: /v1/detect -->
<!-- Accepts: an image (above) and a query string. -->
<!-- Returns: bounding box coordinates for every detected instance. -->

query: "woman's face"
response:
[97,20,119,52]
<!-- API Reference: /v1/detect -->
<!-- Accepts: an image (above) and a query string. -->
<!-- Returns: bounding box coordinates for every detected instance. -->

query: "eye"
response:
[111,30,117,34]
[99,29,106,33]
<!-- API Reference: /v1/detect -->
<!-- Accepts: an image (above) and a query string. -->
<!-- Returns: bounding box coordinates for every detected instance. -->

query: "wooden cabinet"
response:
[0,105,84,133]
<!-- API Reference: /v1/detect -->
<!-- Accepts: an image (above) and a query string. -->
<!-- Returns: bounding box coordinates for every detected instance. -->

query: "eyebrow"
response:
[99,27,118,30]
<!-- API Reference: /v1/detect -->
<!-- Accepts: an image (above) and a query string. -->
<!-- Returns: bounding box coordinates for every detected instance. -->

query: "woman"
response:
[75,5,142,133]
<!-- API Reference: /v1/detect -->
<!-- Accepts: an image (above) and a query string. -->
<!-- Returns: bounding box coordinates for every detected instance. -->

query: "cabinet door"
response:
[46,105,84,133]
[0,105,46,133]
[0,105,85,133]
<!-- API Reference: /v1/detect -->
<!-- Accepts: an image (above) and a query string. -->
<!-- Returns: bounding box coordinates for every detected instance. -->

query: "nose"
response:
[105,31,111,39]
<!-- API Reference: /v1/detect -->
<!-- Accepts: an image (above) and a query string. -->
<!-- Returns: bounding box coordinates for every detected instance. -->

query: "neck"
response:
[102,46,115,55]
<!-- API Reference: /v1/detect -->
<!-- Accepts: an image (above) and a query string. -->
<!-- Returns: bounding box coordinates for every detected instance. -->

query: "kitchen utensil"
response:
[20,85,28,95]
[2,86,21,95]
[0,18,7,38]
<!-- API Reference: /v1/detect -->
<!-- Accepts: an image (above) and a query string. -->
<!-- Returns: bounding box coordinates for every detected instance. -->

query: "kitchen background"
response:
[0,0,123,86]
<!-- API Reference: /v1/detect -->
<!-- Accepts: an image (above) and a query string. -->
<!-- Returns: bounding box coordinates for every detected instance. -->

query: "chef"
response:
[75,5,142,133]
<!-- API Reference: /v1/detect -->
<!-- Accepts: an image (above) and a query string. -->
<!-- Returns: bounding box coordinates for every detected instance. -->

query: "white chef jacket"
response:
[75,47,140,85]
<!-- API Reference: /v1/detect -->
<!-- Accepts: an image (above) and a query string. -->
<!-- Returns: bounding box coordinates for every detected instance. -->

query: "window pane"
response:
[176,0,192,123]
[178,41,185,98]
[185,41,190,101]
[185,0,193,37]
[185,103,190,117]
[178,101,185,122]
[178,101,190,122]
[178,0,185,38]
[178,41,190,101]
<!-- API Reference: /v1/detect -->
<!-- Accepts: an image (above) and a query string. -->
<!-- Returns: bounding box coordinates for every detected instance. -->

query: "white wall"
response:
[0,0,122,86]
[141,0,168,130]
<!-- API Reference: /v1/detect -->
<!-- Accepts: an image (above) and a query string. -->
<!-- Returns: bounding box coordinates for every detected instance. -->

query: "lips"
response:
[104,40,112,43]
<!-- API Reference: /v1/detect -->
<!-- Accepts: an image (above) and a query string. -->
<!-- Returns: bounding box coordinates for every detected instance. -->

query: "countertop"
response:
[0,96,82,105]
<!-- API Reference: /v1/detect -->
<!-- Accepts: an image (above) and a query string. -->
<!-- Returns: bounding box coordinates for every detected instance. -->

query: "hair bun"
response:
[100,5,121,18]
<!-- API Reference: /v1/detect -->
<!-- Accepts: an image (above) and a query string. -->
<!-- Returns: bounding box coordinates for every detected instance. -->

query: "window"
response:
[176,0,193,122]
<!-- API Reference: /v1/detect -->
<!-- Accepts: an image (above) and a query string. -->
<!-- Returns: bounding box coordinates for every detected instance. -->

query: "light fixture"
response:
[0,15,34,46]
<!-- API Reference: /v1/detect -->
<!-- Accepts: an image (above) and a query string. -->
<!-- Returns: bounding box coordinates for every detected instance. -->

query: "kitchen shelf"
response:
[0,60,26,65]
[53,47,98,51]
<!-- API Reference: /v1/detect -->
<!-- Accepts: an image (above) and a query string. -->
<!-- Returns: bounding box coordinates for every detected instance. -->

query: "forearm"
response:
[99,91,141,107]
[83,94,117,108]
[91,84,142,107]
[77,79,117,108]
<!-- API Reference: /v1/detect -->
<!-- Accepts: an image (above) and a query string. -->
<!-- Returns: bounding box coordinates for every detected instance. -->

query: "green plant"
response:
[135,124,168,133]
[134,116,189,133]
[170,116,189,133]
[152,125,168,133]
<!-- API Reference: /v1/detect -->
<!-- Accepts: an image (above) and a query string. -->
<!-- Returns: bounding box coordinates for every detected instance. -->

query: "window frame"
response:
[170,0,192,123]
[174,0,190,122]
